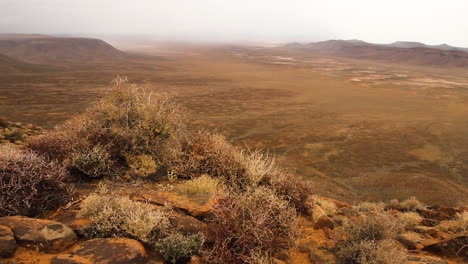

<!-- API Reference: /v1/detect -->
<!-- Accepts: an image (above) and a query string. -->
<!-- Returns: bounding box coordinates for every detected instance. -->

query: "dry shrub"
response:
[174,131,246,183]
[386,197,425,212]
[176,174,226,195]
[335,211,408,264]
[264,170,314,214]
[155,232,205,264]
[208,187,297,264]
[335,239,408,264]
[29,77,185,179]
[341,211,404,242]
[78,193,170,242]
[0,144,73,217]
[397,212,422,230]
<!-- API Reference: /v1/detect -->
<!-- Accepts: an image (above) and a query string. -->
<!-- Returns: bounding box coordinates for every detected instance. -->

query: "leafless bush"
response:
[334,210,409,264]
[0,144,73,217]
[207,187,297,264]
[264,170,314,214]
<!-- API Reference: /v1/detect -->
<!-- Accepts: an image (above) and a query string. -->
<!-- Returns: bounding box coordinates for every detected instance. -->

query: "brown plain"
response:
[0,39,467,206]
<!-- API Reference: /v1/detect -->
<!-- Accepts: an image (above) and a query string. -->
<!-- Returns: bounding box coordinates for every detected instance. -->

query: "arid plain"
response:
[1,41,467,206]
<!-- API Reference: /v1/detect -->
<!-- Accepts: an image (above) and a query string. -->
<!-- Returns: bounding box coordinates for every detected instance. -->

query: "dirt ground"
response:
[1,42,467,206]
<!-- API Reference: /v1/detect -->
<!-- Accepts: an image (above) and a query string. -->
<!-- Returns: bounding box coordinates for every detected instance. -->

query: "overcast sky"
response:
[1,0,467,46]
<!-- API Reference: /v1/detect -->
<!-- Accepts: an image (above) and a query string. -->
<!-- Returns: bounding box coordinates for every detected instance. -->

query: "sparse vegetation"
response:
[0,144,73,217]
[155,232,205,264]
[208,187,297,264]
[78,193,170,242]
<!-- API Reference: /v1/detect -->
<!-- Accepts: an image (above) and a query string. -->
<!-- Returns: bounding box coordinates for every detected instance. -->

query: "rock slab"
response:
[0,216,77,253]
[69,238,147,264]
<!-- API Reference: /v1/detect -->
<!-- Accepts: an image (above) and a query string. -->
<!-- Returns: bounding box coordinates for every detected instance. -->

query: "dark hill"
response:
[0,36,126,64]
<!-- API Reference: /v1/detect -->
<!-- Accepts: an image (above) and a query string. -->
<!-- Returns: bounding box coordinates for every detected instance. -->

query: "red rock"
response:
[313,216,334,230]
[0,225,17,258]
[0,216,77,253]
[69,238,147,264]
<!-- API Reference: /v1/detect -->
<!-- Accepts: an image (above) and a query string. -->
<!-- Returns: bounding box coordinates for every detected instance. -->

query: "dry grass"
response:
[208,187,297,264]
[397,212,422,230]
[386,197,425,212]
[437,212,468,233]
[78,193,170,242]
[176,174,226,195]
[0,144,73,217]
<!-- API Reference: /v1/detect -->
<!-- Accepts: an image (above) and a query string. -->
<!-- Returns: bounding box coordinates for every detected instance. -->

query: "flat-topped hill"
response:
[0,36,126,64]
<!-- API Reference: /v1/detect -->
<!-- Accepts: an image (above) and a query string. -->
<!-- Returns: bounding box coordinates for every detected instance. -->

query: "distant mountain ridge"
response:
[388,41,468,53]
[283,39,468,68]
[0,34,126,65]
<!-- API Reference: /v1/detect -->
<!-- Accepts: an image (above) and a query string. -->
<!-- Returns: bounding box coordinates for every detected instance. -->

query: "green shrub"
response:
[0,144,73,217]
[208,187,297,264]
[78,193,170,242]
[70,145,116,178]
[155,232,205,264]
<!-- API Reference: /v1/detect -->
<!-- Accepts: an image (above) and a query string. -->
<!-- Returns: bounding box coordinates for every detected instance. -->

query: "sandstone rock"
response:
[169,214,207,235]
[0,216,77,253]
[313,216,334,230]
[422,233,468,261]
[417,207,461,222]
[47,210,92,233]
[130,190,218,218]
[337,207,359,217]
[69,238,147,264]
[395,234,418,250]
[187,255,202,264]
[0,225,17,258]
[51,254,94,264]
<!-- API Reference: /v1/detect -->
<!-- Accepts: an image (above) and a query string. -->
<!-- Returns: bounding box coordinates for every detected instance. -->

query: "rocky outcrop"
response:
[68,238,147,264]
[0,216,77,253]
[0,225,17,258]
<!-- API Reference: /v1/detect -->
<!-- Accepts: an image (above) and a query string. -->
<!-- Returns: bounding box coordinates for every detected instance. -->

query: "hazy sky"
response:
[1,0,468,46]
